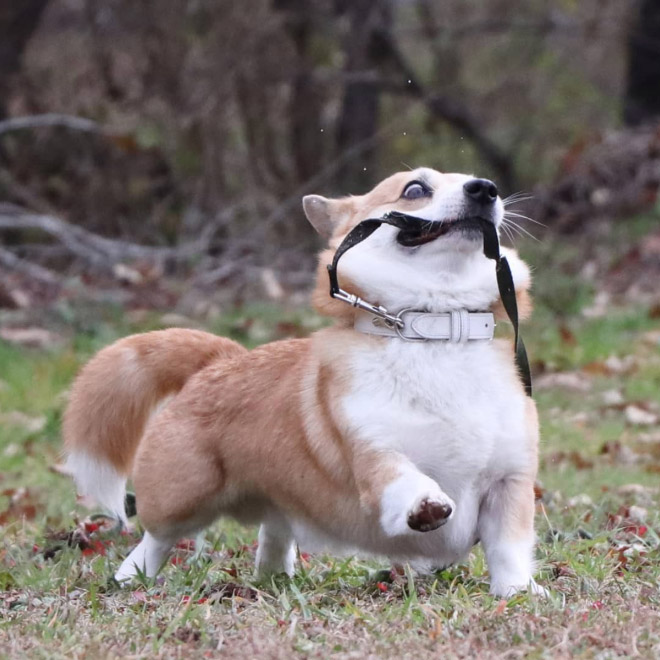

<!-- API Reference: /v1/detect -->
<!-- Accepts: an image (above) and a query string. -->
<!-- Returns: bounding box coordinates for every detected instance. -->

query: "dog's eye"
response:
[401,181,431,200]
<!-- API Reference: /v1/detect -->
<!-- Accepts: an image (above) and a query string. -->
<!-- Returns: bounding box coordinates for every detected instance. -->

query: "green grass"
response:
[1,247,660,657]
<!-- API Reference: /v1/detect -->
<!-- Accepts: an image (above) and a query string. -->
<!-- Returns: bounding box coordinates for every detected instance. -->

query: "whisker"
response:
[503,211,546,227]
[503,199,534,209]
[500,223,516,245]
[502,221,525,239]
[502,192,533,206]
[502,218,539,241]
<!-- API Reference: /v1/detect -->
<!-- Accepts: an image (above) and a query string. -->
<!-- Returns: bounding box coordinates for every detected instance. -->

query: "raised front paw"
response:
[407,496,454,532]
[380,471,455,536]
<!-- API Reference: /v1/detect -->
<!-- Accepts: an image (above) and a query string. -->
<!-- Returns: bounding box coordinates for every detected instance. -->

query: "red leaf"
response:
[176,539,196,551]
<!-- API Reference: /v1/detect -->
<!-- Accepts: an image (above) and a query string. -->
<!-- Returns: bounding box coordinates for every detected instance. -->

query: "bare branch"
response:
[0,113,107,137]
[0,204,221,270]
[0,246,62,285]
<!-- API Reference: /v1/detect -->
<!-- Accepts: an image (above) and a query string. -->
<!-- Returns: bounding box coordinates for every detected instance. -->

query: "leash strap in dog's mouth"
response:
[326,211,533,396]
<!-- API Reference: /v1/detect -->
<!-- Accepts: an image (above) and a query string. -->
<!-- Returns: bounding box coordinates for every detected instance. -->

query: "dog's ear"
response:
[302,195,336,239]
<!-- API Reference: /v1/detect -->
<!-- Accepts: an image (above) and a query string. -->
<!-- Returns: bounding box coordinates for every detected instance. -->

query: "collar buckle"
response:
[332,287,404,328]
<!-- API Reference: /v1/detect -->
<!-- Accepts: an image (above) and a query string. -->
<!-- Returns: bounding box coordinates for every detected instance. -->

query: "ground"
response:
[1,222,660,659]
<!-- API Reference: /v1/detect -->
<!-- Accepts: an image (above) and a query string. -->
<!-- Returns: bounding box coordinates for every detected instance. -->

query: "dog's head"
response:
[303,167,532,322]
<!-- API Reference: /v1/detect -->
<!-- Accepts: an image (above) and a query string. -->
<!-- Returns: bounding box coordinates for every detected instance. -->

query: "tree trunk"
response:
[624,0,660,126]
[0,0,50,119]
[335,0,390,192]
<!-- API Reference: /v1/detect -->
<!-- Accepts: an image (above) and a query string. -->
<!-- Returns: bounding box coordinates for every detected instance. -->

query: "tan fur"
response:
[133,330,402,540]
[63,329,246,473]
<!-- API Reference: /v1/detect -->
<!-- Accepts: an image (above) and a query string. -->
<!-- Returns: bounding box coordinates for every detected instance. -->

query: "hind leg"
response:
[115,531,174,582]
[120,411,227,583]
[255,516,296,576]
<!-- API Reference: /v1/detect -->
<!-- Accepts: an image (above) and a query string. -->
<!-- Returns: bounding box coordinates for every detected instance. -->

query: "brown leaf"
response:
[0,487,39,524]
[204,581,258,602]
[559,324,577,346]
[544,450,594,470]
[533,482,545,501]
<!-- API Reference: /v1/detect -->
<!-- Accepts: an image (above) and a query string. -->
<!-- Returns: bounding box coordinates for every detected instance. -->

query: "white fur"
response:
[255,517,297,576]
[115,531,173,582]
[66,451,128,526]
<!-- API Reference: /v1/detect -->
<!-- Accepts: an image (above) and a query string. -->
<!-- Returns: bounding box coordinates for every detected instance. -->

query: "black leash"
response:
[327,211,533,396]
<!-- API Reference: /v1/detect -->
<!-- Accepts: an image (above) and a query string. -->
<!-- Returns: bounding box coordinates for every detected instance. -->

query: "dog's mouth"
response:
[396,216,488,248]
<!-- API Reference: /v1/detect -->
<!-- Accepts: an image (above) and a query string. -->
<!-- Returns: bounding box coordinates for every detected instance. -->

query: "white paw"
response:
[381,473,455,536]
[114,559,142,583]
[490,578,549,599]
[255,523,296,576]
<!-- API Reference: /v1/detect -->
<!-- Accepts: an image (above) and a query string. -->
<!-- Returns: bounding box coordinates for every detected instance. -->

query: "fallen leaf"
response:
[601,389,624,406]
[113,263,143,285]
[0,412,47,434]
[0,487,39,524]
[600,441,641,465]
[204,581,258,602]
[493,599,508,616]
[625,405,659,426]
[566,494,593,507]
[559,324,577,346]
[604,355,637,375]
[617,483,659,497]
[544,450,594,470]
[535,371,592,392]
[0,327,64,350]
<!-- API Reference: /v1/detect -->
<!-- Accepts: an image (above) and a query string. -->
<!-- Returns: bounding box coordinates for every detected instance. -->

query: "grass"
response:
[1,238,660,657]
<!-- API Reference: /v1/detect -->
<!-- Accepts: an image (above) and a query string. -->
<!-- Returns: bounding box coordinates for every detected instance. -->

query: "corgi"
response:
[63,168,544,597]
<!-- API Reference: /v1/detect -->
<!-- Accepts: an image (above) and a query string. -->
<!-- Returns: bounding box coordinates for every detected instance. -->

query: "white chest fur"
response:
[328,336,533,564]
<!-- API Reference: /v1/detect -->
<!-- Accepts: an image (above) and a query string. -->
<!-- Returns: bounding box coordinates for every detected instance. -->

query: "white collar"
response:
[354,308,495,342]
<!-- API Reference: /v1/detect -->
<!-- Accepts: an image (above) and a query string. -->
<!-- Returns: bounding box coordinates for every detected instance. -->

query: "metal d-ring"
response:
[393,308,427,342]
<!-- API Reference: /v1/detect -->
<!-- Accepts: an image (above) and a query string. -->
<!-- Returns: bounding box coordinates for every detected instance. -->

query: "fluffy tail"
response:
[63,328,247,523]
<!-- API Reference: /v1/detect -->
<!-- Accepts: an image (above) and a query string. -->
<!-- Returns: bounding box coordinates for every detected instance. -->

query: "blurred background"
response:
[0,0,659,312]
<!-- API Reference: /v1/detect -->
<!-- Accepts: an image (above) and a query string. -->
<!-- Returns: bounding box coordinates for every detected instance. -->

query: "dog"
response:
[63,167,544,597]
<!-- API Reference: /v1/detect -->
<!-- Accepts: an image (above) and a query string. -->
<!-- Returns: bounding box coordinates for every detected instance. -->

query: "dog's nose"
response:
[463,178,498,204]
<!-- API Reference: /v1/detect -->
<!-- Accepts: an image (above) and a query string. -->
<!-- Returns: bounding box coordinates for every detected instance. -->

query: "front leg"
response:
[353,449,455,536]
[478,476,545,597]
